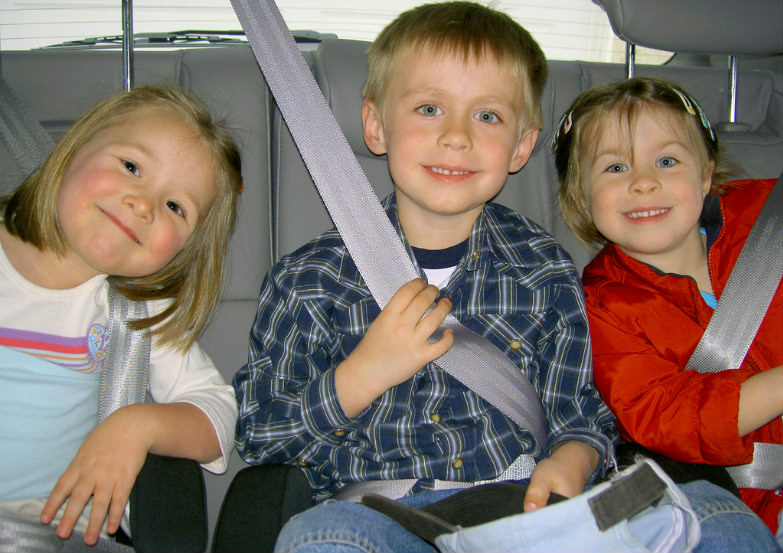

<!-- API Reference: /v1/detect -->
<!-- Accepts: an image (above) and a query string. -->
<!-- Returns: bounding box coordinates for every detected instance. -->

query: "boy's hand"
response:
[523,441,599,512]
[40,407,151,545]
[336,278,454,417]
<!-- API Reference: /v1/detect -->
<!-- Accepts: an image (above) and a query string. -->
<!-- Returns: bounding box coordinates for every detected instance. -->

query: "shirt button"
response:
[509,339,522,350]
[452,458,464,470]
[333,429,346,437]
[429,413,441,424]
[297,458,309,467]
[471,250,480,261]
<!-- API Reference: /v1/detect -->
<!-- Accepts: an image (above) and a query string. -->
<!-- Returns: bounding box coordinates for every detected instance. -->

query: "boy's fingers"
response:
[429,328,454,358]
[408,283,440,315]
[389,278,428,308]
[418,297,451,336]
[523,482,550,512]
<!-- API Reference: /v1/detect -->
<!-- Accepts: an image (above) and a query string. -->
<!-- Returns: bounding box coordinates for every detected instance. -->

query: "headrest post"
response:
[121,0,134,91]
[728,55,738,124]
[625,42,636,79]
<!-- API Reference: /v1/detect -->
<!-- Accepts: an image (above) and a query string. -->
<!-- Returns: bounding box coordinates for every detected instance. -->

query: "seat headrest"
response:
[593,0,783,55]
[312,38,374,157]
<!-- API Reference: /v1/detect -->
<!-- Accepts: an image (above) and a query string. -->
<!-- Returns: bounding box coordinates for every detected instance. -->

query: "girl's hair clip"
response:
[672,88,697,116]
[672,87,716,144]
[551,110,573,148]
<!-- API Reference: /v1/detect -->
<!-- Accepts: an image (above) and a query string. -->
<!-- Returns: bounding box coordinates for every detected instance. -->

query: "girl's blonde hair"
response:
[553,77,734,249]
[1,85,243,350]
[362,1,548,130]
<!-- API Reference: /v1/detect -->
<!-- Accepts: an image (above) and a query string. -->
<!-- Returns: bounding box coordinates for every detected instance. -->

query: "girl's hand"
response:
[335,278,454,417]
[40,407,152,545]
[523,441,599,512]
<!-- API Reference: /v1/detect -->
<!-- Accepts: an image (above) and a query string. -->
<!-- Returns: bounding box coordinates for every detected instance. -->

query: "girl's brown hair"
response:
[553,77,733,249]
[1,85,242,350]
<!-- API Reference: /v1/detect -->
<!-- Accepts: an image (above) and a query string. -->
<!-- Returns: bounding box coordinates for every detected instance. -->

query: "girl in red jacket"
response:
[553,76,782,540]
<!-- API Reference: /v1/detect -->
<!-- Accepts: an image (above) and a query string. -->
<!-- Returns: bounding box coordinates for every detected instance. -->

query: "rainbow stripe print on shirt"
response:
[0,324,107,373]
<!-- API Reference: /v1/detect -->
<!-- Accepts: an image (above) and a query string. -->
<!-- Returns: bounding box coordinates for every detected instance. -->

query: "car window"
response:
[0,0,671,64]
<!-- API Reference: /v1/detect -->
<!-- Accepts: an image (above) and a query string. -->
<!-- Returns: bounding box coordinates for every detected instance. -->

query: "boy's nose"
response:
[438,118,472,151]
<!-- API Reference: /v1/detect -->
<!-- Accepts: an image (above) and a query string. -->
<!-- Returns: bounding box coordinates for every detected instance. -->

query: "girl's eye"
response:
[657,156,678,168]
[166,200,184,217]
[475,110,500,123]
[123,160,139,177]
[416,104,442,116]
[606,163,627,173]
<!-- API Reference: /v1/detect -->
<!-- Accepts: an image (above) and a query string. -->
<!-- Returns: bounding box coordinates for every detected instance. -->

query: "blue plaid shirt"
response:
[234,196,615,501]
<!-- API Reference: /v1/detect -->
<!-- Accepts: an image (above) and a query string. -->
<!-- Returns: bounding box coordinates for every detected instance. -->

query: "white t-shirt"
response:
[0,239,237,502]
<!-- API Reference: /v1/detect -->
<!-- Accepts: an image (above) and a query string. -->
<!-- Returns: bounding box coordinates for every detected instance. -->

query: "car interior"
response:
[0,0,780,551]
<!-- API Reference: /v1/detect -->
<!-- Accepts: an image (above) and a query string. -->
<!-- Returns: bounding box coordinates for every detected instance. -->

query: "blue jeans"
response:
[274,479,780,553]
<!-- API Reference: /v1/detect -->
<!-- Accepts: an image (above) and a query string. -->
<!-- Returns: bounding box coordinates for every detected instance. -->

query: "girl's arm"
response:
[588,299,754,465]
[41,322,235,545]
[40,402,219,545]
[738,365,783,436]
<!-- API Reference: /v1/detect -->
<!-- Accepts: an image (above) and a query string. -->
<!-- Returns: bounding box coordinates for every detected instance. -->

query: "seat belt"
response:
[687,176,783,490]
[686,177,782,374]
[0,75,55,179]
[98,286,151,422]
[230,0,547,450]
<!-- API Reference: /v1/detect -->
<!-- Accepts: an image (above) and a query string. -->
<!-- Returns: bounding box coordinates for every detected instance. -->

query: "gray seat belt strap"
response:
[0,509,134,553]
[99,286,151,422]
[726,442,783,490]
[230,0,547,446]
[685,177,782,374]
[0,75,55,178]
[686,177,782,490]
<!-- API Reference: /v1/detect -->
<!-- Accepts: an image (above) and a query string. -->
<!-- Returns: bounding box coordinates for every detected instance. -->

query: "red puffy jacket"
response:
[583,179,782,533]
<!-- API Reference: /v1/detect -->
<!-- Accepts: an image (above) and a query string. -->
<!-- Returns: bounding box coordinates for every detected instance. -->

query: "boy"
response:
[234,2,615,551]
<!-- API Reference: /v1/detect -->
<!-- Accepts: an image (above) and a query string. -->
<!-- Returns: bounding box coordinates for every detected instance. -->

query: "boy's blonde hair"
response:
[553,77,733,249]
[362,1,548,130]
[1,85,243,350]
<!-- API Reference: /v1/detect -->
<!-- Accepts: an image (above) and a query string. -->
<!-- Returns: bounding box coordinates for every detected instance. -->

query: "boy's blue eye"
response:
[417,104,442,116]
[166,200,184,217]
[656,156,678,168]
[123,160,140,176]
[606,163,626,173]
[475,111,499,123]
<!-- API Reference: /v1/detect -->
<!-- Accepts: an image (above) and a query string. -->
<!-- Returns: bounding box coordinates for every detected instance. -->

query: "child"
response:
[554,76,783,540]
[0,85,242,546]
[234,3,615,551]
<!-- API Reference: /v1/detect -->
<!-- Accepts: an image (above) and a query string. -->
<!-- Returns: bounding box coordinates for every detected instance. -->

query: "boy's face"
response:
[56,108,216,282]
[582,109,712,269]
[363,46,538,247]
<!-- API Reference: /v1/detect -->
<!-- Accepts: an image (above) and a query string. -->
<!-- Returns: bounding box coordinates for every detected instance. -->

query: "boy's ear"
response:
[508,128,539,174]
[362,100,387,156]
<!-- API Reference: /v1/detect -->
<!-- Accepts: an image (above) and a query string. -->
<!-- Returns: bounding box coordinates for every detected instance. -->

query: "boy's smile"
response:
[362,46,537,248]
[583,109,713,274]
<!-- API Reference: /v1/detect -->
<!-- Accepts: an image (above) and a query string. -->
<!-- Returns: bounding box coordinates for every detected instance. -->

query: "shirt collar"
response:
[382,194,536,277]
